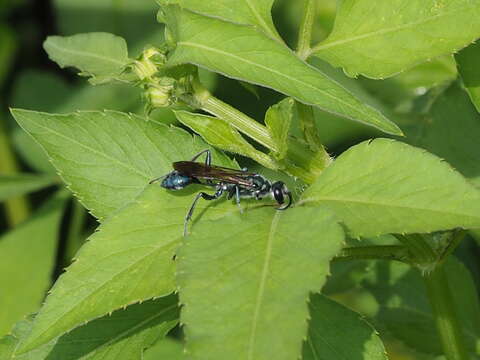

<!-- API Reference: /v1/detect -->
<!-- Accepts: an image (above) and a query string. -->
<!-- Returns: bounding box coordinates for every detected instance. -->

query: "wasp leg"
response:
[226,185,243,214]
[190,149,212,166]
[184,186,223,236]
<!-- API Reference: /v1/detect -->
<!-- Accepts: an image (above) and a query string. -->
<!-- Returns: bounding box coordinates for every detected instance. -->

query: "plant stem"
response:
[424,265,470,360]
[296,0,317,60]
[64,199,87,265]
[334,245,410,263]
[0,116,30,226]
[196,92,279,152]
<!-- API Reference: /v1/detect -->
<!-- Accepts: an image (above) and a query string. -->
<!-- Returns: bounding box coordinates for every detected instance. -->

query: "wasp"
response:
[150,150,292,236]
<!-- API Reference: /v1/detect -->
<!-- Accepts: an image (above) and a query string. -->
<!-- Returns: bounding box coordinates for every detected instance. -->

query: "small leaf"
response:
[455,41,480,112]
[0,191,68,337]
[43,33,130,84]
[17,185,239,353]
[312,0,480,78]
[177,207,344,360]
[174,110,275,168]
[0,174,55,202]
[264,98,293,160]
[162,5,402,136]
[303,295,387,360]
[364,258,480,355]
[301,138,480,238]
[158,0,280,41]
[11,109,234,220]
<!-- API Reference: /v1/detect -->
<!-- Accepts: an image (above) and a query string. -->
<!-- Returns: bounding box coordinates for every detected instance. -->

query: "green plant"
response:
[2,0,480,359]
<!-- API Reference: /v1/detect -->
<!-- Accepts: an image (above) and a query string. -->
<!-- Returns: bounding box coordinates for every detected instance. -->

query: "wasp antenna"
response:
[149,173,169,184]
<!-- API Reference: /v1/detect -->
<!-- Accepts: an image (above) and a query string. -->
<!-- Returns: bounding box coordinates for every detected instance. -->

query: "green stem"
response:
[0,116,30,226]
[64,199,87,265]
[424,265,470,360]
[334,245,410,263]
[296,0,317,60]
[196,92,278,152]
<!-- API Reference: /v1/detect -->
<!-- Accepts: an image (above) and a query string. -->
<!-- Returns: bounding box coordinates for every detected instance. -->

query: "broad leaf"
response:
[17,185,239,353]
[159,0,280,41]
[11,109,234,220]
[177,207,344,360]
[363,258,480,356]
[174,110,274,169]
[0,174,55,202]
[162,5,402,136]
[2,296,178,360]
[43,33,129,84]
[413,83,480,187]
[301,138,480,237]
[456,42,480,112]
[264,98,293,160]
[312,0,480,78]
[0,191,68,337]
[303,295,387,360]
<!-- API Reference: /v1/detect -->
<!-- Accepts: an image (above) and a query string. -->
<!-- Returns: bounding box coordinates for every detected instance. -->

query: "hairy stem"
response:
[424,265,470,360]
[0,116,30,226]
[334,245,410,263]
[296,0,317,60]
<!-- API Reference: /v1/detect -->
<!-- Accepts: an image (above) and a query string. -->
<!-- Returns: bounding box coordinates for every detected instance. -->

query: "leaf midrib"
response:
[176,41,383,127]
[313,4,478,52]
[46,38,126,68]
[24,115,149,179]
[299,196,480,219]
[246,211,280,359]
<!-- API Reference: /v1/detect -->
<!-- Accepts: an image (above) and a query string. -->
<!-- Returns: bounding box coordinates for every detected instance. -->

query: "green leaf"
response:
[2,296,178,360]
[311,0,480,79]
[159,0,280,41]
[0,174,55,202]
[17,185,239,353]
[455,42,480,112]
[364,258,480,356]
[11,109,234,220]
[43,33,130,84]
[177,207,344,360]
[413,83,480,187]
[143,338,184,360]
[301,138,480,238]
[0,191,68,337]
[163,5,402,136]
[174,110,275,169]
[303,295,387,360]
[264,98,293,160]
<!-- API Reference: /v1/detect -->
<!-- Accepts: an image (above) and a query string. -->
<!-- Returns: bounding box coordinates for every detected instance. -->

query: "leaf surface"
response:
[163,5,402,135]
[17,185,239,353]
[264,98,293,160]
[43,33,129,84]
[0,174,55,201]
[11,109,234,220]
[312,0,480,78]
[0,191,68,337]
[177,207,344,360]
[363,258,480,355]
[2,297,178,360]
[301,138,480,237]
[174,110,273,168]
[143,338,184,360]
[303,295,387,360]
[456,41,480,112]
[160,0,280,41]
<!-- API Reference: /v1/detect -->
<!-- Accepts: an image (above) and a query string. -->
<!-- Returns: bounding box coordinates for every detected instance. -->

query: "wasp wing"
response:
[173,161,254,186]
